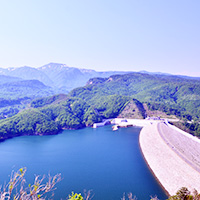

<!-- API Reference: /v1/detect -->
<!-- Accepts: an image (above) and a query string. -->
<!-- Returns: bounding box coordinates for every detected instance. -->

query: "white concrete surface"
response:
[139,122,200,196]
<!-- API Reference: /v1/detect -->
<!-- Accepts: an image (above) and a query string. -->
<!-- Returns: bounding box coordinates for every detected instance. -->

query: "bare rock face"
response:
[118,99,145,119]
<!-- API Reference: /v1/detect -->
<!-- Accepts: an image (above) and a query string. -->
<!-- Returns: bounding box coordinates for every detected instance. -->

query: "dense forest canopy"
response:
[0,72,200,139]
[0,97,102,140]
[70,73,200,119]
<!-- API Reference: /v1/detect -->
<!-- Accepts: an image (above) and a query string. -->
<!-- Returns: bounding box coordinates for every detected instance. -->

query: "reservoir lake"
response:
[0,125,168,200]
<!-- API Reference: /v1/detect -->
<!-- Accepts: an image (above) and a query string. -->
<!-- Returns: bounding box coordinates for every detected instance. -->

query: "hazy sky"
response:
[0,0,199,76]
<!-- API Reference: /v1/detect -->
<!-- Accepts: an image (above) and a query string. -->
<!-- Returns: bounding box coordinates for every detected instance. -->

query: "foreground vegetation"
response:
[1,168,199,200]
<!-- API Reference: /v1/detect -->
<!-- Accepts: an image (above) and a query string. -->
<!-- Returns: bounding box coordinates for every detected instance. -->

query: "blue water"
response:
[0,125,167,200]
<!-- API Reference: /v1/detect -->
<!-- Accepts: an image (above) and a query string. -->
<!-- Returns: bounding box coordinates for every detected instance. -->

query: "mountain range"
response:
[2,62,200,96]
[0,62,200,139]
[0,63,132,92]
[0,62,133,120]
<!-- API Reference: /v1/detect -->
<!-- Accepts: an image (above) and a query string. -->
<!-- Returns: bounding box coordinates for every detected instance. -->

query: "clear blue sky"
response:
[0,0,199,76]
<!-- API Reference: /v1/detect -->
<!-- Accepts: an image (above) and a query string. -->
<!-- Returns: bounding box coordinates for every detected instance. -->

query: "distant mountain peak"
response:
[2,62,199,94]
[40,63,70,70]
[139,70,171,76]
[7,67,15,71]
[79,68,96,73]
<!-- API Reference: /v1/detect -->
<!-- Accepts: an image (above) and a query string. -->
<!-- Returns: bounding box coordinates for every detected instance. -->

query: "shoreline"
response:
[0,127,78,143]
[1,117,200,196]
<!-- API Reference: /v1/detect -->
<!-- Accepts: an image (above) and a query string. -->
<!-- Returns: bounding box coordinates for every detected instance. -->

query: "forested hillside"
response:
[0,72,200,139]
[69,73,200,136]
[70,73,200,119]
[0,93,145,140]
[0,80,54,99]
[0,78,57,119]
[0,96,102,141]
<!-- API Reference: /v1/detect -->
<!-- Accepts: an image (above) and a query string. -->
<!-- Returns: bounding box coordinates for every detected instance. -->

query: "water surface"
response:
[0,125,167,200]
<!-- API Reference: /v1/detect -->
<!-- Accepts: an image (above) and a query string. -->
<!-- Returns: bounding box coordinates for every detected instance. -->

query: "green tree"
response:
[67,192,84,200]
[168,187,200,200]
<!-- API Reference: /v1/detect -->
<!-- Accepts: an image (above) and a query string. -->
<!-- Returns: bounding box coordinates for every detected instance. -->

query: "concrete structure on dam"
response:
[139,120,200,196]
[111,118,200,195]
